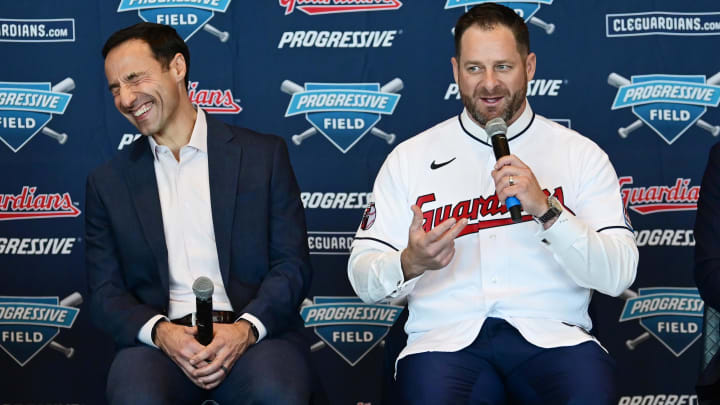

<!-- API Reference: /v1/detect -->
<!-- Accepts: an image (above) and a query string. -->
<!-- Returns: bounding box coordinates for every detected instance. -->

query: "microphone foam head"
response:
[192,277,214,300]
[485,118,507,137]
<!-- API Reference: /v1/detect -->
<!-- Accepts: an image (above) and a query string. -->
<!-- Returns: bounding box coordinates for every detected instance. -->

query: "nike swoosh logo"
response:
[430,157,456,170]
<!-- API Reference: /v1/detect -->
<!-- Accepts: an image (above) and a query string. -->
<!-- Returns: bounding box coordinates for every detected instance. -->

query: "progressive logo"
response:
[279,0,402,15]
[445,0,556,35]
[619,287,703,357]
[609,72,720,144]
[301,297,403,366]
[0,78,74,152]
[0,292,81,366]
[282,79,402,153]
[117,0,232,42]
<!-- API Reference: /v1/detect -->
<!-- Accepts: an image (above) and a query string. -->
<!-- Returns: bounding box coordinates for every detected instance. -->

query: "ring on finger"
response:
[220,365,228,374]
[508,176,515,187]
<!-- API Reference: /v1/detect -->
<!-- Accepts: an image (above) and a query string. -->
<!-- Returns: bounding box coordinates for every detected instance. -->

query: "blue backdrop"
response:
[1,1,719,404]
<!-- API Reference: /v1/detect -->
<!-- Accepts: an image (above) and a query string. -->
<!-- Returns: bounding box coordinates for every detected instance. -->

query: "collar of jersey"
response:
[458,101,534,146]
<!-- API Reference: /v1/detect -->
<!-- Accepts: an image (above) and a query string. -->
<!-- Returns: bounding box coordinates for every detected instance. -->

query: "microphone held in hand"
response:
[486,117,522,223]
[192,276,214,345]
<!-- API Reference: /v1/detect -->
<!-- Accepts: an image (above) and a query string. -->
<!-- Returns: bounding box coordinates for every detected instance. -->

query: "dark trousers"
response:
[396,317,617,405]
[107,332,314,405]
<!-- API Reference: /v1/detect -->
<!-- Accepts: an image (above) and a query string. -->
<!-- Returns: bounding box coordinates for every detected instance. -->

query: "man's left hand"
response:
[189,321,257,390]
[492,154,549,218]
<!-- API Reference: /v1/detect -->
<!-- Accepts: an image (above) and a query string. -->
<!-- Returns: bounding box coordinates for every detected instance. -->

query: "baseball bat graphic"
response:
[49,341,75,358]
[529,16,555,35]
[51,78,75,93]
[59,292,83,307]
[626,332,651,350]
[280,80,304,95]
[617,289,652,351]
[282,79,403,145]
[608,72,720,138]
[300,299,328,352]
[40,78,76,144]
[280,80,320,145]
[292,127,318,146]
[202,23,229,43]
[697,120,720,137]
[45,292,83,358]
[370,127,395,144]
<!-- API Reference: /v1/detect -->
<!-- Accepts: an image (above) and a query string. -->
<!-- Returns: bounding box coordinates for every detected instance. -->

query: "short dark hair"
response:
[454,3,530,58]
[102,22,190,87]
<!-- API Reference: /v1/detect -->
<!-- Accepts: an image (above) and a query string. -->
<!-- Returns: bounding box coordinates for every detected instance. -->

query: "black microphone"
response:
[486,117,522,223]
[192,276,214,345]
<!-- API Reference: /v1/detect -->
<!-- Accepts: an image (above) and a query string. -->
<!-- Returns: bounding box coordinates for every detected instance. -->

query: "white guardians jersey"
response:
[348,103,638,363]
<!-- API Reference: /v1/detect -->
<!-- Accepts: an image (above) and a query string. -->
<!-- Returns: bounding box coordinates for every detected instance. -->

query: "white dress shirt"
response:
[348,102,638,368]
[137,109,266,347]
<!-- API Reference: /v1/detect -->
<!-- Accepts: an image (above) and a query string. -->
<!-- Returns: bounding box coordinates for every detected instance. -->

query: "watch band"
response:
[239,318,259,342]
[535,196,562,224]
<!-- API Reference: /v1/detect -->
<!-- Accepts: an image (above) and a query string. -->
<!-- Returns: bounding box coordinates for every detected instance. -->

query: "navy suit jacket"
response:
[696,142,720,310]
[695,142,720,399]
[85,114,312,348]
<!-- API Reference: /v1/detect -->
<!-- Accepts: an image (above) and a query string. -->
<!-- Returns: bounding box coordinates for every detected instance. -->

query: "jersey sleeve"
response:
[540,140,638,297]
[348,148,421,303]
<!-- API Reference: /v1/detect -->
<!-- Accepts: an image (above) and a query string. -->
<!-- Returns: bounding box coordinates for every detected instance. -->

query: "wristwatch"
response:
[238,318,259,342]
[534,196,563,224]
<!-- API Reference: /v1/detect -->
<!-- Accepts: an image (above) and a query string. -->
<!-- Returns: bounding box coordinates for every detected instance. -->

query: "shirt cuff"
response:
[238,313,267,343]
[383,250,423,298]
[537,210,586,250]
[137,314,169,348]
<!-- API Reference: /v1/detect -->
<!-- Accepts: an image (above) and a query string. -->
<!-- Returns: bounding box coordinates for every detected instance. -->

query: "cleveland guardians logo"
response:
[0,78,74,152]
[279,0,402,15]
[301,297,403,366]
[0,186,81,221]
[619,287,703,357]
[445,0,556,35]
[187,81,242,114]
[0,292,81,366]
[117,0,232,42]
[282,78,402,153]
[609,72,720,144]
[620,176,699,215]
[416,187,566,235]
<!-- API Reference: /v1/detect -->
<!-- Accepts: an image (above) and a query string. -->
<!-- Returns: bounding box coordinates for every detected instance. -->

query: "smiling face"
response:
[451,24,536,127]
[104,39,186,137]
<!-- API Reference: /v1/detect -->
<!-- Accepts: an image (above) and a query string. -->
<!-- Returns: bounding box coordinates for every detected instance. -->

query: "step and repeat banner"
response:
[2,1,719,404]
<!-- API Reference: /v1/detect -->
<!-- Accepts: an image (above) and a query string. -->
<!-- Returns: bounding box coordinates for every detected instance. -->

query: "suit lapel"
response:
[124,136,170,294]
[206,115,242,286]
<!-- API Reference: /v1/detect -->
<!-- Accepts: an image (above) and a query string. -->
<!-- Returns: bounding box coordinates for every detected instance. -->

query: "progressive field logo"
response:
[117,0,232,42]
[279,0,402,15]
[619,287,703,357]
[301,297,403,366]
[282,79,402,153]
[0,78,74,152]
[445,0,556,34]
[609,72,720,144]
[0,293,81,366]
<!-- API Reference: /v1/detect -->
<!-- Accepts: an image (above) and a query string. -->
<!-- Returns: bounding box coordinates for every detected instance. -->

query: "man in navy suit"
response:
[695,142,720,400]
[86,22,314,404]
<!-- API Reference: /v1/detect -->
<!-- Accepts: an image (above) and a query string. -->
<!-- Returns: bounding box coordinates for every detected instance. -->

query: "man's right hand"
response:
[400,204,467,280]
[154,321,209,389]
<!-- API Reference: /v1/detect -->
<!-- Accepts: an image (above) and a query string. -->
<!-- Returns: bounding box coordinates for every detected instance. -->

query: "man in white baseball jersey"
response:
[348,4,638,404]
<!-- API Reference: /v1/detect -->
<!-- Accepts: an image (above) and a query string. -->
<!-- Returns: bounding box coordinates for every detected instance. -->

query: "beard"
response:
[461,82,527,127]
